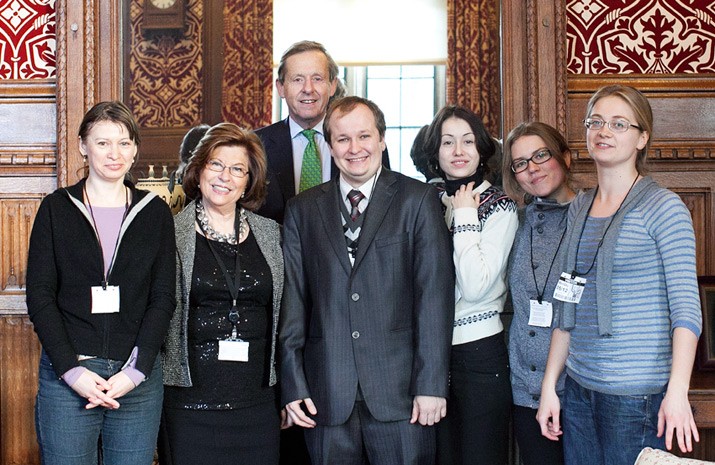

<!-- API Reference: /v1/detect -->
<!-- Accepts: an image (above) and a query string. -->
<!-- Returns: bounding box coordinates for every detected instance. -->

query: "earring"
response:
[241,192,245,198]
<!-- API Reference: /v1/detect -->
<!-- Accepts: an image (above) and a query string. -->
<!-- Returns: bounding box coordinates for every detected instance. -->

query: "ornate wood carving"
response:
[0,316,41,465]
[0,198,40,294]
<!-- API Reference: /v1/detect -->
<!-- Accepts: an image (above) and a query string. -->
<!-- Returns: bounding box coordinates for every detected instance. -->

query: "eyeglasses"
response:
[583,118,642,133]
[511,149,552,173]
[206,159,249,178]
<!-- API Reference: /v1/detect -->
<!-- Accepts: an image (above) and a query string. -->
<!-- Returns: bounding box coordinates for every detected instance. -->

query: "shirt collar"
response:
[339,167,382,202]
[289,116,325,139]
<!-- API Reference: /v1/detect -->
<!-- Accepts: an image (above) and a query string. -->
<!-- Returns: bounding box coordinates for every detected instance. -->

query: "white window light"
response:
[273,0,448,66]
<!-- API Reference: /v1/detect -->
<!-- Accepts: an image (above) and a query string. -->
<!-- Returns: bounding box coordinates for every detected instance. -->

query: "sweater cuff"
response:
[62,366,87,387]
[121,346,146,387]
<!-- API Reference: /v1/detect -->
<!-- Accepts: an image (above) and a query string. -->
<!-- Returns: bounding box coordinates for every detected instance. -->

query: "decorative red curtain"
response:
[222,0,273,130]
[447,0,501,135]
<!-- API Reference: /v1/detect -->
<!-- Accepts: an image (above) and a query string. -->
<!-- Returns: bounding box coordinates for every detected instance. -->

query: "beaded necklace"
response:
[195,200,246,245]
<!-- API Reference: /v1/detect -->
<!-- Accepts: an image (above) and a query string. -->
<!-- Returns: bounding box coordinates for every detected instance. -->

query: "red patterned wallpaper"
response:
[567,0,715,74]
[221,0,272,130]
[447,0,501,135]
[128,0,203,127]
[0,0,55,79]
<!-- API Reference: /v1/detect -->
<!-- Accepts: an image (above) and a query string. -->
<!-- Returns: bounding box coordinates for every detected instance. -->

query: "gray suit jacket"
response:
[162,200,284,387]
[279,169,455,425]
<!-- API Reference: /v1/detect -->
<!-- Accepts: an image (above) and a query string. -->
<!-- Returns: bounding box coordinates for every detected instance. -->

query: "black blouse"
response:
[164,230,274,410]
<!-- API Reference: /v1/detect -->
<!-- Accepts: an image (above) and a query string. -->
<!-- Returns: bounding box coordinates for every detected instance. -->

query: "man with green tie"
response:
[256,40,390,224]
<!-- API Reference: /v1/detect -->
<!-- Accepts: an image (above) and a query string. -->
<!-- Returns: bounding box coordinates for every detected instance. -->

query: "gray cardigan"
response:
[560,177,659,336]
[162,200,284,387]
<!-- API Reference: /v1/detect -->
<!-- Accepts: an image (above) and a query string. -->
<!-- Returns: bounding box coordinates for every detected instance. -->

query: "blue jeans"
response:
[35,351,163,465]
[562,376,665,465]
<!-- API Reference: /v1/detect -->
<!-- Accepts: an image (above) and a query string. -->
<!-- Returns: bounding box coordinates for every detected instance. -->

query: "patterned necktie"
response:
[299,129,321,192]
[347,189,365,221]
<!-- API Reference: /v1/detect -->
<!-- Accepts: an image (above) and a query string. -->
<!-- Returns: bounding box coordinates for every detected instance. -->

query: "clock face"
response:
[150,0,177,9]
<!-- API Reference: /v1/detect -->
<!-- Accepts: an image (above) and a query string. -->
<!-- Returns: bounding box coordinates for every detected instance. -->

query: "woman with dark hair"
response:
[502,121,576,465]
[27,101,176,465]
[162,123,285,465]
[425,105,518,465]
[537,85,702,464]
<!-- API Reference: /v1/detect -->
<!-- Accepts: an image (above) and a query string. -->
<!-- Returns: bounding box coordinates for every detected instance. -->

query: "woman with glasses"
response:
[425,105,518,465]
[162,123,286,465]
[536,85,702,465]
[502,122,575,465]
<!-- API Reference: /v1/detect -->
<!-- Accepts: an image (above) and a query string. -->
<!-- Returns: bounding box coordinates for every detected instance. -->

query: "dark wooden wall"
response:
[0,1,714,464]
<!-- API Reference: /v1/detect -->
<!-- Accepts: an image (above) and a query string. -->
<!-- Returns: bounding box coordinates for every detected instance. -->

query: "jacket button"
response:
[532,395,540,401]
[351,293,360,301]
[352,331,360,339]
[529,330,536,337]
[537,227,544,234]
[538,213,545,220]
[530,365,536,371]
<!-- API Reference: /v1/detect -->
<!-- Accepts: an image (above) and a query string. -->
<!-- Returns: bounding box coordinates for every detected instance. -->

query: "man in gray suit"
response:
[280,96,454,464]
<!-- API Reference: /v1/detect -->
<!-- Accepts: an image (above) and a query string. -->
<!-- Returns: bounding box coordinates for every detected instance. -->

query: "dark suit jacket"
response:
[255,118,391,224]
[279,169,455,426]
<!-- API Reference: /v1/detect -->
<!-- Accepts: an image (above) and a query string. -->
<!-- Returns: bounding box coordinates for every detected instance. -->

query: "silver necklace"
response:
[196,200,246,245]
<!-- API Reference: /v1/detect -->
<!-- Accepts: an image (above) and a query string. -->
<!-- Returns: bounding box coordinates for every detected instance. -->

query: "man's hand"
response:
[285,398,318,428]
[410,395,447,426]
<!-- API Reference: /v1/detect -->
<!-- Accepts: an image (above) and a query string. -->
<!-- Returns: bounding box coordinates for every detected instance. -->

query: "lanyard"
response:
[84,184,129,289]
[571,174,639,277]
[529,221,566,304]
[202,211,242,339]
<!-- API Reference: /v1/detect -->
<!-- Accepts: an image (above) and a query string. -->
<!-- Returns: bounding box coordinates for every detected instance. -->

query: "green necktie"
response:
[299,129,322,192]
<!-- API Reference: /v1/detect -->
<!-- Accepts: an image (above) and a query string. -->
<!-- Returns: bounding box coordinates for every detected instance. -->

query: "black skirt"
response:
[161,400,280,465]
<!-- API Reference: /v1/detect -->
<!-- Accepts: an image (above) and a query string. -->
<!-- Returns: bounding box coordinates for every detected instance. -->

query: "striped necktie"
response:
[299,129,321,192]
[347,189,365,221]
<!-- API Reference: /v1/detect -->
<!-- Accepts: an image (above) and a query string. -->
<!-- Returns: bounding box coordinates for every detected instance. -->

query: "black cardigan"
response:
[26,179,176,378]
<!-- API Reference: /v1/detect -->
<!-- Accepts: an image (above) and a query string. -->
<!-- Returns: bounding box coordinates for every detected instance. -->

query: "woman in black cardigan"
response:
[26,101,176,465]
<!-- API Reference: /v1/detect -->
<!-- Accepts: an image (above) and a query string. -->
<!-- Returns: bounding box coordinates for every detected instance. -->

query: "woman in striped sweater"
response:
[536,85,702,465]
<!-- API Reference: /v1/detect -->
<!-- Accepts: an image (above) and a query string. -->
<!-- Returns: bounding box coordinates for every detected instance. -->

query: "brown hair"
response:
[77,101,140,179]
[182,123,268,211]
[502,122,572,204]
[277,40,339,83]
[585,85,653,175]
[324,96,386,145]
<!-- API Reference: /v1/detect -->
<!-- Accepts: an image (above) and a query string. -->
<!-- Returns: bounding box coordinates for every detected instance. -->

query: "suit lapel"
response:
[353,170,397,270]
[267,119,295,202]
[315,180,352,275]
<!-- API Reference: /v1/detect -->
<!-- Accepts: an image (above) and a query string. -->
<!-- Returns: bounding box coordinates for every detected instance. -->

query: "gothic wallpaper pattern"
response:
[567,0,715,74]
[221,0,272,130]
[128,0,203,128]
[447,0,501,135]
[0,0,55,79]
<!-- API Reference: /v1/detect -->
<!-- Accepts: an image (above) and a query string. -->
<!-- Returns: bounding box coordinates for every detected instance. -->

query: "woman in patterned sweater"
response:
[425,105,518,465]
[537,85,702,465]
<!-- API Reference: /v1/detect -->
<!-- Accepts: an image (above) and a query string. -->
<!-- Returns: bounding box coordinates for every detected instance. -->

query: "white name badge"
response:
[528,300,553,327]
[91,286,120,314]
[553,273,586,304]
[218,339,249,362]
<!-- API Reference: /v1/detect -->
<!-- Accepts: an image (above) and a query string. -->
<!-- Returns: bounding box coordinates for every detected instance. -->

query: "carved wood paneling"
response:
[0,198,40,294]
[0,316,41,465]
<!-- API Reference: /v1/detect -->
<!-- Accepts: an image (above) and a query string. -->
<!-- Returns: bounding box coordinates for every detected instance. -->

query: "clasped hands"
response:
[69,368,136,410]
